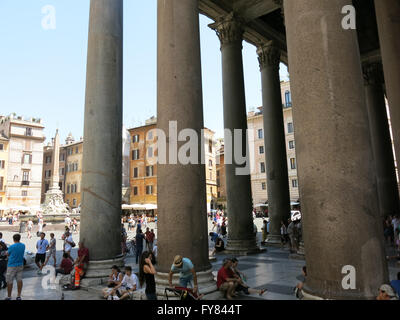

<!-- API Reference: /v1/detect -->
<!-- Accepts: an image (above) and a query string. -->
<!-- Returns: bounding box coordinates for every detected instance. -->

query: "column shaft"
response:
[375,0,400,176]
[157,0,211,274]
[80,0,123,263]
[284,0,388,299]
[210,14,258,253]
[363,63,400,218]
[257,42,291,244]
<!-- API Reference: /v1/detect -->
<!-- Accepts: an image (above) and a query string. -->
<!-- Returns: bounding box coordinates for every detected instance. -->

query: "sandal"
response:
[259,289,267,296]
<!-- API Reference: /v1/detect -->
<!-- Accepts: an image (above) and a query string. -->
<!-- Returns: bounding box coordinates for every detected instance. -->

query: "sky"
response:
[0,0,289,144]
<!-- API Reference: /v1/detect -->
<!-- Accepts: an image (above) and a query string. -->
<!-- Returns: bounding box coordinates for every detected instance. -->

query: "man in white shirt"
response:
[36,233,49,274]
[110,266,138,300]
[63,230,74,259]
[65,216,72,229]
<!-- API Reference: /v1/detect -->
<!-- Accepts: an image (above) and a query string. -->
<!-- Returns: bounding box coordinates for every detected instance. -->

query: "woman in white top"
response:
[103,265,123,299]
[27,219,33,239]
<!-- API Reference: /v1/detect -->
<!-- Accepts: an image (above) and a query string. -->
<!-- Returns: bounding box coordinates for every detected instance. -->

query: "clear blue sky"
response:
[0,0,288,143]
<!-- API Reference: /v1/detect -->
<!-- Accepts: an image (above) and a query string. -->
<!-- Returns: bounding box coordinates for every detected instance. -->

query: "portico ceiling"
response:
[199,0,381,65]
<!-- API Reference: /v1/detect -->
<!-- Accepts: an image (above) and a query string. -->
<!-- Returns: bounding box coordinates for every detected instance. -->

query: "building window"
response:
[0,160,4,169]
[289,140,295,149]
[75,147,79,154]
[67,184,70,194]
[0,144,3,151]
[60,153,65,161]
[208,139,213,153]
[0,177,3,191]
[148,147,153,158]
[22,190,27,197]
[45,156,52,164]
[146,166,154,177]
[132,135,139,143]
[132,149,139,160]
[292,179,298,188]
[261,182,266,190]
[287,122,294,134]
[258,129,263,139]
[45,183,49,193]
[25,128,32,136]
[74,163,78,171]
[67,148,73,156]
[209,160,213,167]
[285,91,292,107]
[23,154,32,164]
[60,168,64,176]
[133,186,138,196]
[260,162,266,173]
[22,170,29,181]
[146,185,153,195]
[45,170,52,178]
[217,178,220,186]
[290,158,296,170]
[133,167,138,178]
[73,199,77,207]
[147,131,153,140]
[259,146,264,154]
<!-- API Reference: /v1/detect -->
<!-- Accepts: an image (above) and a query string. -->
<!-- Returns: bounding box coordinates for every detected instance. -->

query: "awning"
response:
[122,204,157,210]
[11,206,31,211]
[254,203,268,207]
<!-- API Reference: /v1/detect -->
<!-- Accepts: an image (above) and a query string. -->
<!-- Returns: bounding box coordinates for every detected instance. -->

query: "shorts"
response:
[218,282,232,292]
[179,276,193,288]
[35,253,46,264]
[47,250,56,258]
[6,266,24,283]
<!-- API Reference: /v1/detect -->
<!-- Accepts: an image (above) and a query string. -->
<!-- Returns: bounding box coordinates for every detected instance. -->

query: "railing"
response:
[21,180,30,186]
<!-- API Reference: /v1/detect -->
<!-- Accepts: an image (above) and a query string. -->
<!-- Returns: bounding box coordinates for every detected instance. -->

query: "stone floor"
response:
[0,219,399,300]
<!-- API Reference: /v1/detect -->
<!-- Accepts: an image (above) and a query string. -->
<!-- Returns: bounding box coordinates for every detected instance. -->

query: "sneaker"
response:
[16,297,22,300]
[4,297,11,300]
[37,270,42,275]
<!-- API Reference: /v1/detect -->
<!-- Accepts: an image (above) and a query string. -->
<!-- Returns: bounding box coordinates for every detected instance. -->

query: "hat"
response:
[379,284,396,297]
[173,255,183,268]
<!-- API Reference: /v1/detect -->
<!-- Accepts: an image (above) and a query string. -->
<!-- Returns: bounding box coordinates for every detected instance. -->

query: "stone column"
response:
[156,0,216,296]
[257,41,291,244]
[375,0,400,175]
[80,0,124,280]
[363,62,400,218]
[210,13,259,254]
[284,0,388,299]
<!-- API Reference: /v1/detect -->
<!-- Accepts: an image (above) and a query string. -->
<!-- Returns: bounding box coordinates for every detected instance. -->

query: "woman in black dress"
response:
[139,251,157,300]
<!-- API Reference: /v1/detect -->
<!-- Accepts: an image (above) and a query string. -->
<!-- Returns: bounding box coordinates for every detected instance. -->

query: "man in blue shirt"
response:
[390,272,400,297]
[5,234,25,300]
[168,255,199,294]
[209,232,218,243]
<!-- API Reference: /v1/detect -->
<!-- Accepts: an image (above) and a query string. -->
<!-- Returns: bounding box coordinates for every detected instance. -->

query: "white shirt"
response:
[121,273,139,290]
[152,245,158,258]
[37,239,49,254]
[64,235,73,252]
[65,217,71,225]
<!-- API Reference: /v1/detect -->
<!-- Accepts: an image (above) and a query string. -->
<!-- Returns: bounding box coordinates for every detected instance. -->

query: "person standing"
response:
[5,234,25,300]
[44,233,56,268]
[63,229,74,260]
[261,219,268,244]
[35,233,49,274]
[135,229,145,264]
[0,241,8,289]
[145,228,155,251]
[168,255,199,294]
[37,215,44,236]
[139,251,157,300]
[27,219,33,239]
[0,232,4,243]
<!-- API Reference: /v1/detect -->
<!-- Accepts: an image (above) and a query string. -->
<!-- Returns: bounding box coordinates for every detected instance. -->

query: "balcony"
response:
[21,181,30,186]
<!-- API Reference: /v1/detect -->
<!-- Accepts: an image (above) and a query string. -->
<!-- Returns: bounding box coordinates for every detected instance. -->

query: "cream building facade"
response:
[0,130,9,215]
[0,114,45,208]
[248,81,299,205]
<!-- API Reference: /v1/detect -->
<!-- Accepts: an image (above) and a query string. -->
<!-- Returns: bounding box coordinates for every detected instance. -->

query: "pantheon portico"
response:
[79,0,399,299]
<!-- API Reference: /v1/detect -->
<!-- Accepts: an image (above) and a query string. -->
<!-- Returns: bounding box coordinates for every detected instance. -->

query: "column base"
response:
[225,239,264,255]
[78,255,125,287]
[151,269,218,300]
[265,234,283,247]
